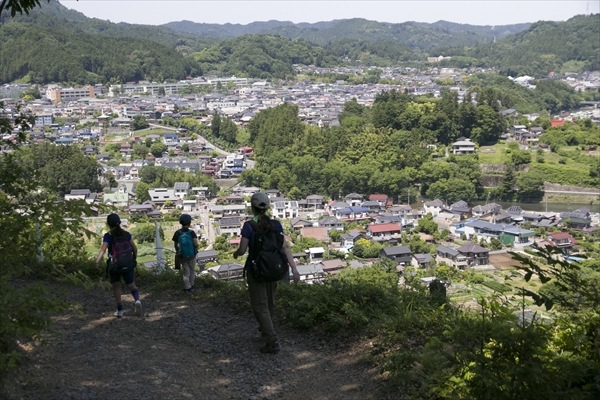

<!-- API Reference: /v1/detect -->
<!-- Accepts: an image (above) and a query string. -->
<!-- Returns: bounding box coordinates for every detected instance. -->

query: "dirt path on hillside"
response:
[4,285,389,400]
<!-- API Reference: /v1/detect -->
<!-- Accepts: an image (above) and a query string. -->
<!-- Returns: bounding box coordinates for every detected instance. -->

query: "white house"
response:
[452,138,476,155]
[424,199,445,217]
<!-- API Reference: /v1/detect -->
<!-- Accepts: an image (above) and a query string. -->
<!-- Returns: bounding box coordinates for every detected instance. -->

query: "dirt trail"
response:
[5,285,387,400]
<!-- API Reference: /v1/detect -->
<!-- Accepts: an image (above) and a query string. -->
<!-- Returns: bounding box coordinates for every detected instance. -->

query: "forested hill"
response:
[436,14,600,76]
[0,1,596,84]
[0,0,215,53]
[164,17,530,50]
[0,23,199,84]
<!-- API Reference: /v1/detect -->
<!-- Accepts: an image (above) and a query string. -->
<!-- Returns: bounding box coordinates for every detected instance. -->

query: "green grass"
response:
[478,143,509,164]
[131,128,175,137]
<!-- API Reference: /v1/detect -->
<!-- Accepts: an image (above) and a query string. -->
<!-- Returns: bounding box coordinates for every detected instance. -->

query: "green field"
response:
[478,143,509,164]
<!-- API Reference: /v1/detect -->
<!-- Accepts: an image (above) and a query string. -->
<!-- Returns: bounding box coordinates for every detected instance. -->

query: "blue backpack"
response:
[178,229,197,260]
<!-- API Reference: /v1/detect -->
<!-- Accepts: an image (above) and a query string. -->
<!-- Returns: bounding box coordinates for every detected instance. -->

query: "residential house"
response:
[457,243,490,266]
[182,199,197,212]
[148,188,179,205]
[344,193,363,207]
[232,186,260,197]
[318,216,344,231]
[217,217,241,237]
[206,263,244,281]
[295,263,326,284]
[560,210,592,229]
[374,215,402,225]
[434,211,460,230]
[471,203,501,218]
[452,138,476,155]
[290,217,314,232]
[367,222,402,241]
[306,247,326,263]
[320,259,346,275]
[446,200,471,220]
[412,253,434,269]
[191,186,209,200]
[102,192,129,208]
[424,199,444,217]
[128,202,154,216]
[380,246,412,265]
[522,212,545,225]
[196,249,218,265]
[369,194,388,207]
[173,182,190,199]
[265,189,281,198]
[329,201,350,213]
[436,245,469,269]
[82,145,97,156]
[224,195,244,205]
[335,206,370,221]
[210,205,224,219]
[388,204,412,220]
[222,204,246,217]
[360,200,382,212]
[163,133,179,147]
[300,194,325,210]
[271,199,299,219]
[64,189,97,204]
[499,226,536,246]
[546,232,577,252]
[341,230,367,249]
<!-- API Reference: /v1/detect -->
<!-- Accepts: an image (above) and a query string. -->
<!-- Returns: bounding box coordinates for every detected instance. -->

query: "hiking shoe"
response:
[184,288,195,294]
[260,342,280,354]
[134,300,143,317]
[114,309,124,318]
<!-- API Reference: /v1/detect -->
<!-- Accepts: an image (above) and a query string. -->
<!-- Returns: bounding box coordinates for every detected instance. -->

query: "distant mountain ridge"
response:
[163,18,531,50]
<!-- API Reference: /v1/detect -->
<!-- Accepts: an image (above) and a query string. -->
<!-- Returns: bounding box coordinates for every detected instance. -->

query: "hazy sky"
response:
[60,0,599,26]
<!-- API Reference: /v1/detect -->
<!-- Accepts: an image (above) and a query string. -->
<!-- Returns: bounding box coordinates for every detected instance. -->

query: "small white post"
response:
[155,221,165,270]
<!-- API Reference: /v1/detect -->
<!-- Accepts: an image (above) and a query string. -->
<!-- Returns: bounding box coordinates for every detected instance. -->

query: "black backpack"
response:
[247,220,288,283]
[108,234,136,274]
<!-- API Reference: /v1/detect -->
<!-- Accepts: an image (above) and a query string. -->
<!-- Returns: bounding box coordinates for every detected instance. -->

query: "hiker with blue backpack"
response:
[94,213,142,318]
[173,213,199,293]
[233,192,300,354]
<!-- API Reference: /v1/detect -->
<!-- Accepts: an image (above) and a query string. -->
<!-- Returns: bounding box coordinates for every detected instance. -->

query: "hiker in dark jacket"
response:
[95,213,142,318]
[233,192,299,354]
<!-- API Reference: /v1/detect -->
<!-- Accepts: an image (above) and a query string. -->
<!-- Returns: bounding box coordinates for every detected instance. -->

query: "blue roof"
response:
[349,206,369,212]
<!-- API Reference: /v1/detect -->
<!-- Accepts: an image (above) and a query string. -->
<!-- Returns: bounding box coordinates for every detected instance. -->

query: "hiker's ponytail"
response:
[252,205,272,231]
[110,225,127,237]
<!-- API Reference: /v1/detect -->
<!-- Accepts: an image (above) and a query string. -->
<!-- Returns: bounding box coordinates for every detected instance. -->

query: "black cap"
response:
[179,214,192,225]
[107,213,121,227]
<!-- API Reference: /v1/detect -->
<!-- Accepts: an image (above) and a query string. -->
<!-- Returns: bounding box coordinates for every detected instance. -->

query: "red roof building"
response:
[546,232,577,248]
[367,223,402,238]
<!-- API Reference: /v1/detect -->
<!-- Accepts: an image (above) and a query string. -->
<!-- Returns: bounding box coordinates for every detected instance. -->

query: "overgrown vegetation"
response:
[0,102,99,374]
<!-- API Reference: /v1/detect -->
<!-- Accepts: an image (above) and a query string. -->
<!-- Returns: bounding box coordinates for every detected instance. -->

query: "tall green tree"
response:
[135,182,151,203]
[131,115,149,131]
[211,111,221,138]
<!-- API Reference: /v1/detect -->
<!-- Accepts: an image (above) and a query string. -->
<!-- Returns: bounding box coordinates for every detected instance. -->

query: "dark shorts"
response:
[109,268,135,285]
